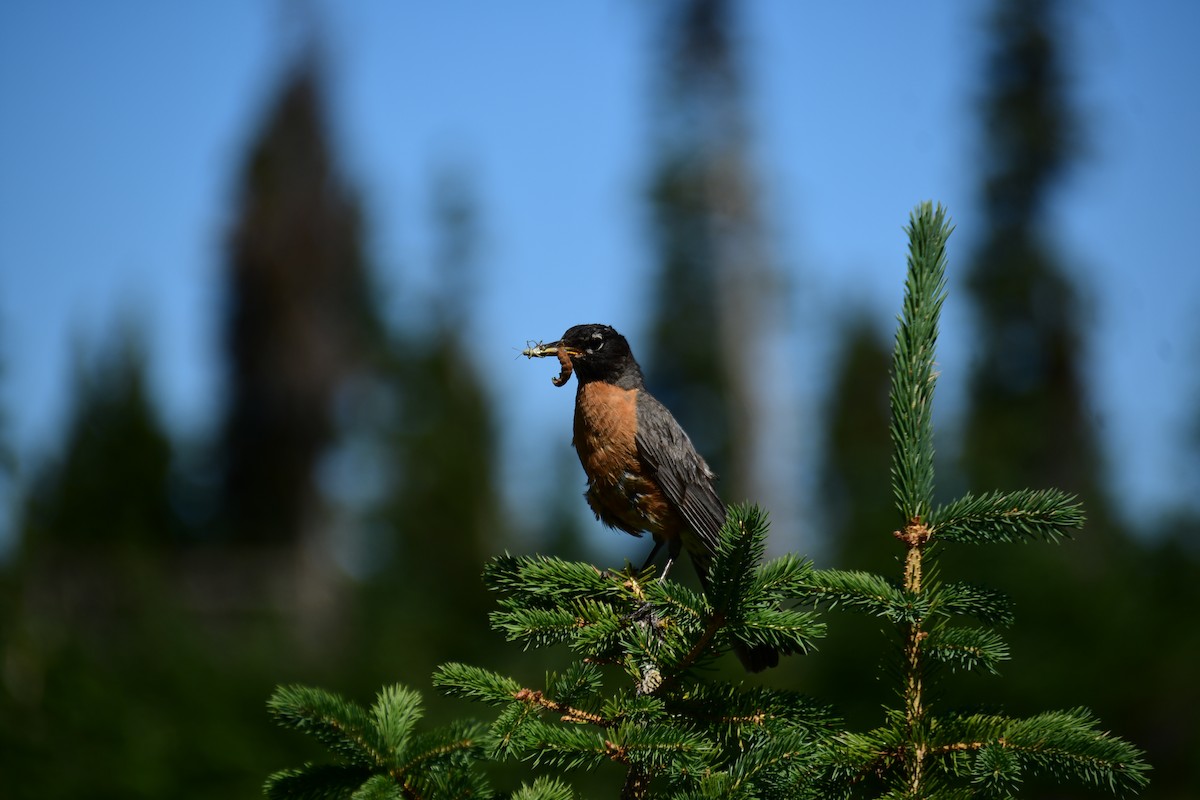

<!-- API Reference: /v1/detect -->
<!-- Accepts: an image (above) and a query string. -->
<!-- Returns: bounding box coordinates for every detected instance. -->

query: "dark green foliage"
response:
[935,584,1014,627]
[264,765,375,800]
[783,202,1147,798]
[480,506,826,681]
[433,508,839,797]
[265,684,491,799]
[796,570,911,621]
[933,709,1149,796]
[268,507,839,798]
[924,626,1009,675]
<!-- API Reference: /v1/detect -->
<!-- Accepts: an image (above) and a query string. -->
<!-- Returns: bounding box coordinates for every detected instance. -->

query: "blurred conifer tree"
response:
[1,50,387,800]
[954,0,1118,694]
[949,0,1190,794]
[960,0,1107,515]
[643,0,778,510]
[352,168,503,695]
[20,328,176,552]
[818,317,894,574]
[220,55,381,546]
[0,325,311,800]
[805,316,896,726]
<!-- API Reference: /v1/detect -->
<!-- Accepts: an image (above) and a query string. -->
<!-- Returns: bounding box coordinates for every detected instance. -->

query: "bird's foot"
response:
[629,598,658,625]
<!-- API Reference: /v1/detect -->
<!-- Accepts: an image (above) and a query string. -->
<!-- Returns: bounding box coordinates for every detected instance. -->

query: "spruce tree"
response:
[786,204,1146,796]
[265,204,1147,799]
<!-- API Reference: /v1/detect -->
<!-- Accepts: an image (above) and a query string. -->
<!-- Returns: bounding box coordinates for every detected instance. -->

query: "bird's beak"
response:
[521,340,581,359]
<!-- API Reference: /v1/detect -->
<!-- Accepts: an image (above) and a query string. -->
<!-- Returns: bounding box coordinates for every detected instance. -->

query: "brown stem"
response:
[513,688,607,726]
[620,765,652,800]
[895,518,932,796]
[652,610,725,695]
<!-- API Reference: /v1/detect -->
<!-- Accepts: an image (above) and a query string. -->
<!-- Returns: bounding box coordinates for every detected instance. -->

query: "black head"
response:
[528,323,643,387]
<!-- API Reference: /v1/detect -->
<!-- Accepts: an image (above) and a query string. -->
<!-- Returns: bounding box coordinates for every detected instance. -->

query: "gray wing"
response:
[633,390,726,560]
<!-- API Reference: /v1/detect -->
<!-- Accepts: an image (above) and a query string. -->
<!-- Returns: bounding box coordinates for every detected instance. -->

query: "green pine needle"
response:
[488,604,590,650]
[545,662,604,708]
[369,685,423,764]
[432,663,522,706]
[600,691,666,724]
[750,553,816,597]
[725,727,832,797]
[970,742,1023,794]
[667,683,839,737]
[607,719,719,774]
[264,764,375,800]
[483,553,621,606]
[926,625,1010,674]
[729,607,825,655]
[487,702,544,761]
[348,773,403,800]
[708,504,771,614]
[266,684,491,799]
[564,600,631,657]
[267,685,384,769]
[931,489,1085,544]
[395,721,488,782]
[936,583,1015,626]
[932,709,1151,794]
[519,722,613,772]
[510,776,576,800]
[890,202,952,523]
[797,569,918,622]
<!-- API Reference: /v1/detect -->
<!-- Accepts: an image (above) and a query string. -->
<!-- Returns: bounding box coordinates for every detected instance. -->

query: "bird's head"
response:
[523,323,643,387]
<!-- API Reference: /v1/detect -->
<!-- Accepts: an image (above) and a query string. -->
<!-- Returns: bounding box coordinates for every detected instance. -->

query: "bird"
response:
[524,323,779,672]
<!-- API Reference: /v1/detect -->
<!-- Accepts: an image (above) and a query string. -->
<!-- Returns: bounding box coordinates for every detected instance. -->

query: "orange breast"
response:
[573,382,679,540]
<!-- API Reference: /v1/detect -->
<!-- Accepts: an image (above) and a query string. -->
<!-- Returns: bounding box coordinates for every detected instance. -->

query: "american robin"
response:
[525,323,779,672]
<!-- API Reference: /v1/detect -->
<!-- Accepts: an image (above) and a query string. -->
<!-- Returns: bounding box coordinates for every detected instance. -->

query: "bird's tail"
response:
[735,642,781,673]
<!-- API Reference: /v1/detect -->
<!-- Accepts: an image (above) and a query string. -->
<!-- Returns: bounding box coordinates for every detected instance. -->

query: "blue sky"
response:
[1,2,1197,548]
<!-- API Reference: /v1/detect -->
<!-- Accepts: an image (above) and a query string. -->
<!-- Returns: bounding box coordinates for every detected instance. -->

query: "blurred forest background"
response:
[1,1,1198,798]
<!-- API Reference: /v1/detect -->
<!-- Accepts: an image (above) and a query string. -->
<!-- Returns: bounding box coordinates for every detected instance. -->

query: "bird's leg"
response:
[636,537,683,583]
[658,539,683,584]
[639,539,665,574]
[628,538,672,624]
[627,538,684,676]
